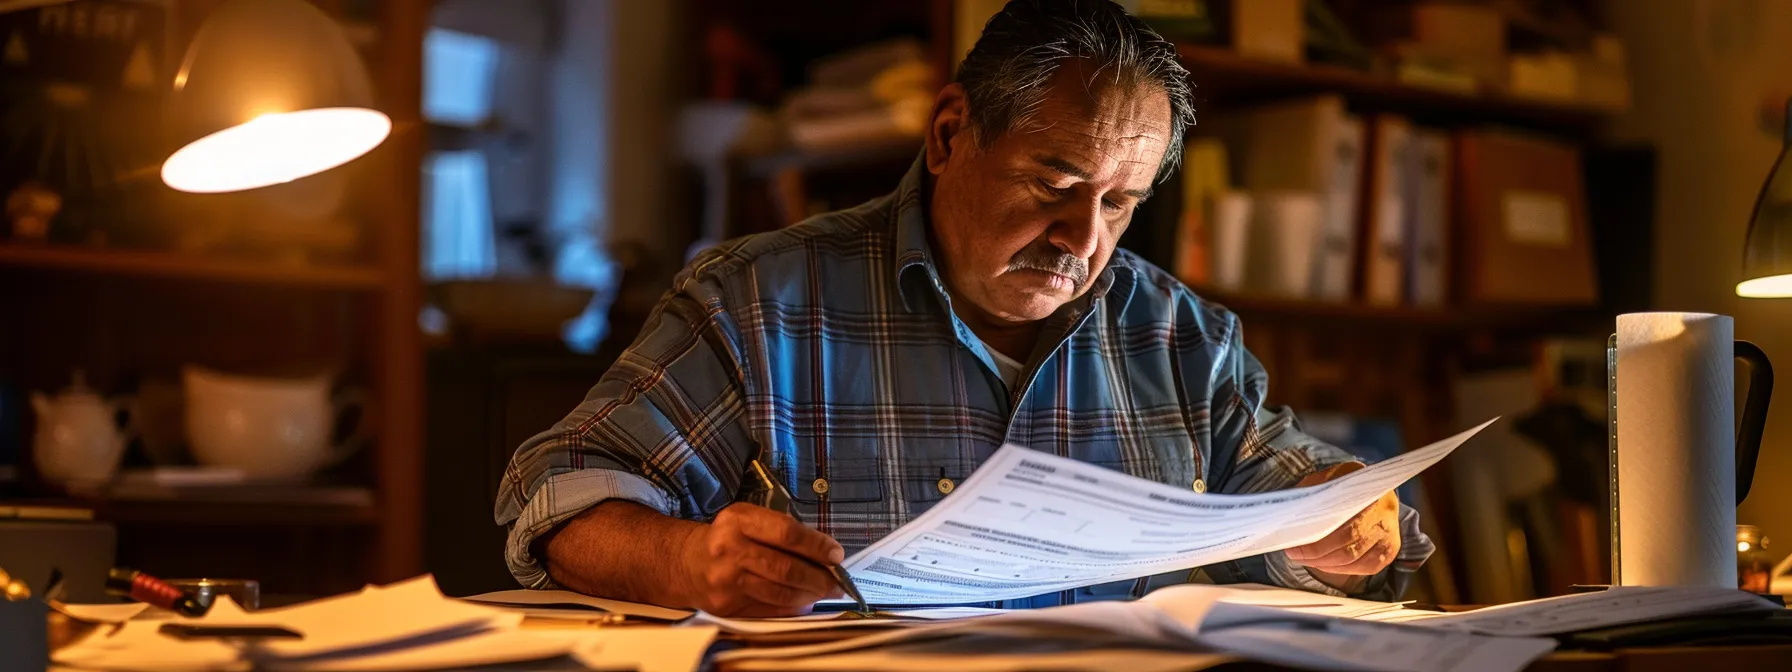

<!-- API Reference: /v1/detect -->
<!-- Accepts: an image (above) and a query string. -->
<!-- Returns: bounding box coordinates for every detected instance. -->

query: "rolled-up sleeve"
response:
[493,262,759,588]
[1202,310,1434,601]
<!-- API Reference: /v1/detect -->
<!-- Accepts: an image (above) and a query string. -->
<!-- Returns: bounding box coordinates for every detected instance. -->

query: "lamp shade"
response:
[1739,99,1792,297]
[160,0,391,193]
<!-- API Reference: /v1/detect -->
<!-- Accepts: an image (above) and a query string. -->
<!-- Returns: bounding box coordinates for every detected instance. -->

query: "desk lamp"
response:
[160,0,390,193]
[1739,98,1792,297]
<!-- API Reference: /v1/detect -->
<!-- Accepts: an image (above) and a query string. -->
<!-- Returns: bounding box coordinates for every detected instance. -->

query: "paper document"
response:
[272,628,599,672]
[208,576,521,659]
[726,647,1239,672]
[566,626,718,672]
[1197,619,1555,672]
[1392,585,1784,636]
[714,601,1203,664]
[844,421,1493,604]
[52,576,670,672]
[462,588,694,621]
[1139,583,1409,626]
[55,601,152,624]
[691,606,1006,634]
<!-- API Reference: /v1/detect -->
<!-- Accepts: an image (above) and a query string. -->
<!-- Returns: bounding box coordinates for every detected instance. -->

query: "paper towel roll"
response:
[1615,312,1737,588]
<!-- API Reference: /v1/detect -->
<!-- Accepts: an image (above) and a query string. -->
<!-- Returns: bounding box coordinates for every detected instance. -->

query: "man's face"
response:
[926,65,1172,324]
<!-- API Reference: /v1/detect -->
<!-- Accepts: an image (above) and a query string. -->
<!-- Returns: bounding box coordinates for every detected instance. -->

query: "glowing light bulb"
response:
[161,108,391,193]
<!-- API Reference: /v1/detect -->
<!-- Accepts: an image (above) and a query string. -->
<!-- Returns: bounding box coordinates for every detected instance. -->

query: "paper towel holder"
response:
[1733,341,1774,506]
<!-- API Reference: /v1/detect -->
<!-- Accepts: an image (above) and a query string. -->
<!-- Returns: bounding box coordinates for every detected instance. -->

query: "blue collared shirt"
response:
[495,157,1433,604]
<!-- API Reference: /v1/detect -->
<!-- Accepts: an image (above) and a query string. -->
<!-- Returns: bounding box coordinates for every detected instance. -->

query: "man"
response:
[496,0,1430,617]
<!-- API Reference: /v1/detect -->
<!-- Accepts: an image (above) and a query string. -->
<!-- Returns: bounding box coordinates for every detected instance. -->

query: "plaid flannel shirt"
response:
[494,157,1433,604]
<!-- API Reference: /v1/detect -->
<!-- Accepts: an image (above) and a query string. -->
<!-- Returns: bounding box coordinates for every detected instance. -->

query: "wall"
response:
[1606,0,1792,560]
[604,0,691,262]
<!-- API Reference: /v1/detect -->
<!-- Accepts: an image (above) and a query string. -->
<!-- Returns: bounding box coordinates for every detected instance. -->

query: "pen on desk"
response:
[747,459,871,613]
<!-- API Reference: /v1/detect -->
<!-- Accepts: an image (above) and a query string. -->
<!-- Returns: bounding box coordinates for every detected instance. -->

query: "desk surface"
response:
[702,624,1792,671]
[43,608,1792,671]
[702,644,1792,671]
[1528,645,1792,671]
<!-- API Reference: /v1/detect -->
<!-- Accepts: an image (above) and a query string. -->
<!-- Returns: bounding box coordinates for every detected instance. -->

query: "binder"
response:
[1314,116,1365,302]
[1408,129,1451,306]
[1361,115,1412,306]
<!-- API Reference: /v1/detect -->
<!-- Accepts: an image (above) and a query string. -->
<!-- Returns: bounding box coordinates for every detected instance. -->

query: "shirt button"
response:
[937,478,956,495]
[1192,478,1207,494]
[811,478,830,496]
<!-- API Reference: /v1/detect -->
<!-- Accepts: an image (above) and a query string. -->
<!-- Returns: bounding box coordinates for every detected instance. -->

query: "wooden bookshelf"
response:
[1175,44,1614,129]
[8,484,379,526]
[93,492,380,527]
[0,243,383,290]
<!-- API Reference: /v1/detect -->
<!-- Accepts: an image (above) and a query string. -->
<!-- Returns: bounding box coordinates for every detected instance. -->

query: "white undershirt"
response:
[985,345,1026,389]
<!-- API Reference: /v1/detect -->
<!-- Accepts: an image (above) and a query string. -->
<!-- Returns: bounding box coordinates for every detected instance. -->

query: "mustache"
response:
[1006,245,1090,285]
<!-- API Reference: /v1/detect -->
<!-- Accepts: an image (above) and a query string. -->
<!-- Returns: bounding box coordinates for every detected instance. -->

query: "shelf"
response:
[45,484,380,527]
[1197,289,1608,331]
[0,243,384,290]
[1176,44,1614,129]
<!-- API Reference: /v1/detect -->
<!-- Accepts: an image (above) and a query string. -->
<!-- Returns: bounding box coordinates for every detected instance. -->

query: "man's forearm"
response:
[540,500,702,607]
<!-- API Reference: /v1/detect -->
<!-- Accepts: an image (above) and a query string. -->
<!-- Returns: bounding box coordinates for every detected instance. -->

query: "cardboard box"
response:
[1229,0,1303,63]
[1412,2,1505,61]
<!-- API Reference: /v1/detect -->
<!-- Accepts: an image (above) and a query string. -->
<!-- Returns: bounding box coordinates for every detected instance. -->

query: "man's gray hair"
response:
[957,0,1196,181]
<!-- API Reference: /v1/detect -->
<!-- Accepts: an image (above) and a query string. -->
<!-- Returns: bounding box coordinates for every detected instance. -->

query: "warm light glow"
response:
[1740,541,1753,553]
[162,107,391,193]
[1737,273,1792,298]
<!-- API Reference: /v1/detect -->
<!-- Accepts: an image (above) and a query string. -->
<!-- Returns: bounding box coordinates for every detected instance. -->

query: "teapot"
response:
[30,371,134,485]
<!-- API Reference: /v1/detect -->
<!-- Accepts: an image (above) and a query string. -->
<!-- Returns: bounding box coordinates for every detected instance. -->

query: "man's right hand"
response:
[674,503,847,617]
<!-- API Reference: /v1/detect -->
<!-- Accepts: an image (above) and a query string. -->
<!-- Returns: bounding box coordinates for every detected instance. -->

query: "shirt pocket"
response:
[893,463,971,516]
[784,452,885,506]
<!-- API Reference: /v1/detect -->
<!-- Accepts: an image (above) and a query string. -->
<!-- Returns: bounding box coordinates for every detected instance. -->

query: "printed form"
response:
[842,420,1496,604]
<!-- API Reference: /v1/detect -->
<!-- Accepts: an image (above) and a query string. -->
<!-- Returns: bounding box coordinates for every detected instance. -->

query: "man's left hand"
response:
[1284,463,1401,584]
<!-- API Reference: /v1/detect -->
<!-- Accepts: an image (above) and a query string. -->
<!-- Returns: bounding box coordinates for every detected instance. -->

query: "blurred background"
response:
[1,0,1790,607]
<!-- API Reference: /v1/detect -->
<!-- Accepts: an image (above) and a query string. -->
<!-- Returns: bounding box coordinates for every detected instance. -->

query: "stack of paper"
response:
[710,581,1784,672]
[713,586,1555,672]
[52,576,718,672]
[1369,585,1785,635]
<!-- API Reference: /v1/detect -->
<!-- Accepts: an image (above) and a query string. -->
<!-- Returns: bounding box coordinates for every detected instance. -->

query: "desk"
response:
[705,620,1792,672]
[38,609,1792,671]
[704,645,1792,671]
[1527,645,1792,671]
